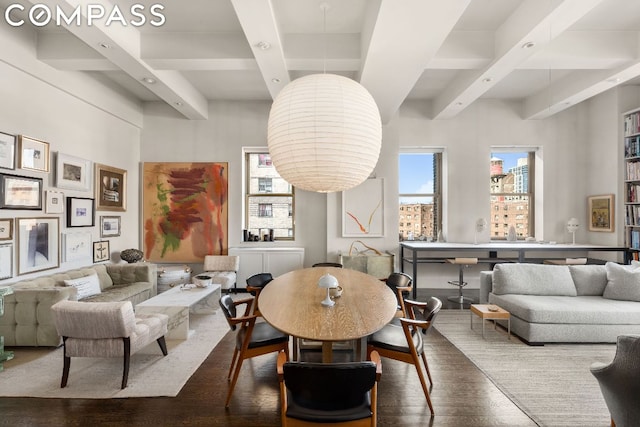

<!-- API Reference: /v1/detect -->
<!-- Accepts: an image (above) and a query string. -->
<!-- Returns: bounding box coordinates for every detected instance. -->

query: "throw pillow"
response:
[492,263,577,296]
[569,265,608,296]
[64,273,102,300]
[603,262,640,302]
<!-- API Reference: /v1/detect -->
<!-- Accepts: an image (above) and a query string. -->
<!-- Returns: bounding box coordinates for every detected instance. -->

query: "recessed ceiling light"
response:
[482,77,492,83]
[255,41,271,50]
[521,41,535,49]
[607,77,621,83]
[98,42,111,49]
[175,101,184,107]
[271,78,281,83]
[456,102,463,106]
[141,77,156,84]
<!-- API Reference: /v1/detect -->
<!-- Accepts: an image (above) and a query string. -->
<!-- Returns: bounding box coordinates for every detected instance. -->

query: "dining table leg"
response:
[321,342,333,363]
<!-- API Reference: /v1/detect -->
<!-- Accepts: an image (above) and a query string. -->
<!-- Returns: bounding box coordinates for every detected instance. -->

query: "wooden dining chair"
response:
[385,272,413,317]
[367,297,442,415]
[277,349,382,426]
[219,294,289,408]
[245,272,273,314]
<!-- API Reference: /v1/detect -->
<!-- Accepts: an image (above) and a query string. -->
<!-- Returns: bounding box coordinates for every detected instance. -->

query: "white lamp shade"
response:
[567,218,579,232]
[267,73,382,193]
[318,273,339,289]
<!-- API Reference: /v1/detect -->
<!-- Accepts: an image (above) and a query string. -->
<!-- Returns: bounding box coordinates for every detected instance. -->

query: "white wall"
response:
[0,59,142,285]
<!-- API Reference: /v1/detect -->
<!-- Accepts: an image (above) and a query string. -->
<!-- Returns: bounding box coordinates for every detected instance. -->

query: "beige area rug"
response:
[0,312,229,399]
[433,310,617,427]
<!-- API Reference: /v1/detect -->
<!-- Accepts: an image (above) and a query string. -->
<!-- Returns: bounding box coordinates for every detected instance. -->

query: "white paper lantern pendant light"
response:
[267,4,382,193]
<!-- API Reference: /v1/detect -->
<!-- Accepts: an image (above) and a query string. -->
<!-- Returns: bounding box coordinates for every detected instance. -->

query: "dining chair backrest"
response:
[411,296,442,333]
[386,272,413,316]
[219,294,239,330]
[246,272,273,293]
[312,262,343,268]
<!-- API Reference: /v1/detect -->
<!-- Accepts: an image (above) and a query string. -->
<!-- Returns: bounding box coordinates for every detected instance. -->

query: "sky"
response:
[399,152,526,195]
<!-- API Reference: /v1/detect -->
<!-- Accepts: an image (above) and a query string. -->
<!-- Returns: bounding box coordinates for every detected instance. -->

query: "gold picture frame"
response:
[19,135,50,173]
[588,194,615,232]
[95,163,126,211]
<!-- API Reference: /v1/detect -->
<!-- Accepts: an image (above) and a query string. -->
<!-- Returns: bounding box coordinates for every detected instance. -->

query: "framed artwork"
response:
[588,194,615,232]
[45,190,64,214]
[93,240,110,263]
[62,231,92,263]
[0,218,12,240]
[100,216,121,237]
[142,162,228,262]
[342,178,384,237]
[16,217,59,275]
[56,153,91,191]
[0,173,42,210]
[0,131,16,170]
[66,197,95,227]
[0,243,12,279]
[95,163,126,211]
[19,135,50,173]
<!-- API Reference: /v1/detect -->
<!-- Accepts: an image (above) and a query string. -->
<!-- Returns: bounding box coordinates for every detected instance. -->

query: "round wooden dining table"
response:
[258,267,397,362]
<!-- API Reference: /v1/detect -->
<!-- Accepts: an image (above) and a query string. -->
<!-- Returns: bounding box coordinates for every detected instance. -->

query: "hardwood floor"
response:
[0,310,536,427]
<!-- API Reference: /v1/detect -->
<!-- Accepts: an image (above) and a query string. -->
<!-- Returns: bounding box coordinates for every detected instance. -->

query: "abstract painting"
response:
[143,162,228,262]
[342,178,384,237]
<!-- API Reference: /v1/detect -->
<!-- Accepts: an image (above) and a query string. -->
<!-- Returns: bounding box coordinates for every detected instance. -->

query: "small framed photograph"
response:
[62,231,92,263]
[16,217,59,275]
[95,163,126,211]
[56,153,92,191]
[0,131,17,170]
[19,135,50,173]
[0,218,12,240]
[93,240,110,263]
[100,215,121,237]
[0,173,42,210]
[588,194,615,232]
[45,190,64,214]
[66,197,95,227]
[0,243,12,279]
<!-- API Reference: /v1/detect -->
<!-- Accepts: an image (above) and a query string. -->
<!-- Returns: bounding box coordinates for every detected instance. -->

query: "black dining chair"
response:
[367,297,442,415]
[311,262,343,268]
[245,272,273,314]
[385,272,413,318]
[277,349,382,426]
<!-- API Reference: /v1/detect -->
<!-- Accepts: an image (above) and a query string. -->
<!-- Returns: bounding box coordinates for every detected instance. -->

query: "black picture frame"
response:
[0,173,42,210]
[93,240,110,263]
[66,197,95,227]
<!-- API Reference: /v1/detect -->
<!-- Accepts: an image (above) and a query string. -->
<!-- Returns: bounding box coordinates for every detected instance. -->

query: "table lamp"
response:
[318,273,339,307]
[475,218,487,244]
[567,218,579,245]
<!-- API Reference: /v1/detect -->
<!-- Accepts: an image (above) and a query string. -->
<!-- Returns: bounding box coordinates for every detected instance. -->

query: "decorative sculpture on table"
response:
[120,248,143,263]
[567,218,579,245]
[318,273,339,307]
[475,218,487,244]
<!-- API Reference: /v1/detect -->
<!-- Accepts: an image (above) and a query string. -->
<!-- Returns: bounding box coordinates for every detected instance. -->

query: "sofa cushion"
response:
[64,274,102,300]
[492,263,577,296]
[603,262,640,302]
[569,265,608,296]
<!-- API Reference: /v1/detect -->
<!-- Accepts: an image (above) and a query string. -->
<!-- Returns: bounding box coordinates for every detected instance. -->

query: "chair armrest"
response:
[277,349,287,377]
[403,299,427,308]
[589,361,610,374]
[369,350,382,379]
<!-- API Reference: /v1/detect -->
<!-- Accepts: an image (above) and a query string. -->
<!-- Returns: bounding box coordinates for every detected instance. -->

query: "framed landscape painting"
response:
[142,162,228,262]
[588,194,614,232]
[56,153,91,191]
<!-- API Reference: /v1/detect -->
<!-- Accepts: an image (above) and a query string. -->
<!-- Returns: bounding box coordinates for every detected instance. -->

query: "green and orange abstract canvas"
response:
[143,162,228,262]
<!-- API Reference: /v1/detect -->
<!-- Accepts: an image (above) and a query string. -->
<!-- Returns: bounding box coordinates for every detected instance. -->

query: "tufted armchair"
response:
[590,334,640,427]
[51,300,168,389]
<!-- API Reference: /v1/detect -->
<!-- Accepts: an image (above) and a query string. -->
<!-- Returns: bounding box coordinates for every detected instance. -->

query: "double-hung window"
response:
[398,150,443,241]
[245,150,294,240]
[490,150,535,239]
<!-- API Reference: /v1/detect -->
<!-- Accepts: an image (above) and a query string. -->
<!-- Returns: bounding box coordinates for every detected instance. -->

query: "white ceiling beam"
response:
[231,0,290,99]
[433,0,607,119]
[26,0,208,120]
[359,0,471,124]
[523,60,640,119]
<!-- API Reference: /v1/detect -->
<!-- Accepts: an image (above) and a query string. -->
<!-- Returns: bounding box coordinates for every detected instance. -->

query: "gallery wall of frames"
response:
[0,131,126,280]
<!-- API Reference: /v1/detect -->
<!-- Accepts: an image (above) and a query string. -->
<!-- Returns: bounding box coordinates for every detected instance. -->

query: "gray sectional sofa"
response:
[480,262,640,345]
[0,263,157,347]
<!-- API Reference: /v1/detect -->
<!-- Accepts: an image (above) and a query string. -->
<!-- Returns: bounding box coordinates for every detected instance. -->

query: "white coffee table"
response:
[136,284,221,339]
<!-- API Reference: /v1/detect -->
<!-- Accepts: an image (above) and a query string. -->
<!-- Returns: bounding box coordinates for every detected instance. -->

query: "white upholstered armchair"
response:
[202,255,239,292]
[51,300,168,389]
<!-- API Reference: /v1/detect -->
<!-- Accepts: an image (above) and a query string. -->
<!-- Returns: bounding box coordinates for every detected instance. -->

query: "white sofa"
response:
[480,262,640,345]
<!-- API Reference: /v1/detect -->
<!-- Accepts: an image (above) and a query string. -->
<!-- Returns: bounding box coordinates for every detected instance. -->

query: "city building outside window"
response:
[245,150,294,240]
[399,150,442,241]
[490,150,535,240]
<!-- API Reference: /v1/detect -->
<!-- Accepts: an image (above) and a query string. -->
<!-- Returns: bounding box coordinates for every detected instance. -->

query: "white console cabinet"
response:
[229,247,305,288]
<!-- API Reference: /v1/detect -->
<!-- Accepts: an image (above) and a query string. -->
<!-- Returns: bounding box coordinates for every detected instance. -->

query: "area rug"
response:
[433,310,617,427]
[0,312,229,399]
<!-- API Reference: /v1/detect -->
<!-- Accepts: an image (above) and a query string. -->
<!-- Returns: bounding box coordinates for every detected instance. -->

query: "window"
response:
[245,151,294,240]
[399,150,442,241]
[490,151,535,240]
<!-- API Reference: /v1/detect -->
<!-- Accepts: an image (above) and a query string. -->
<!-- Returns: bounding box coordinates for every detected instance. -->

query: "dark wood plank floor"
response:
[0,312,536,427]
